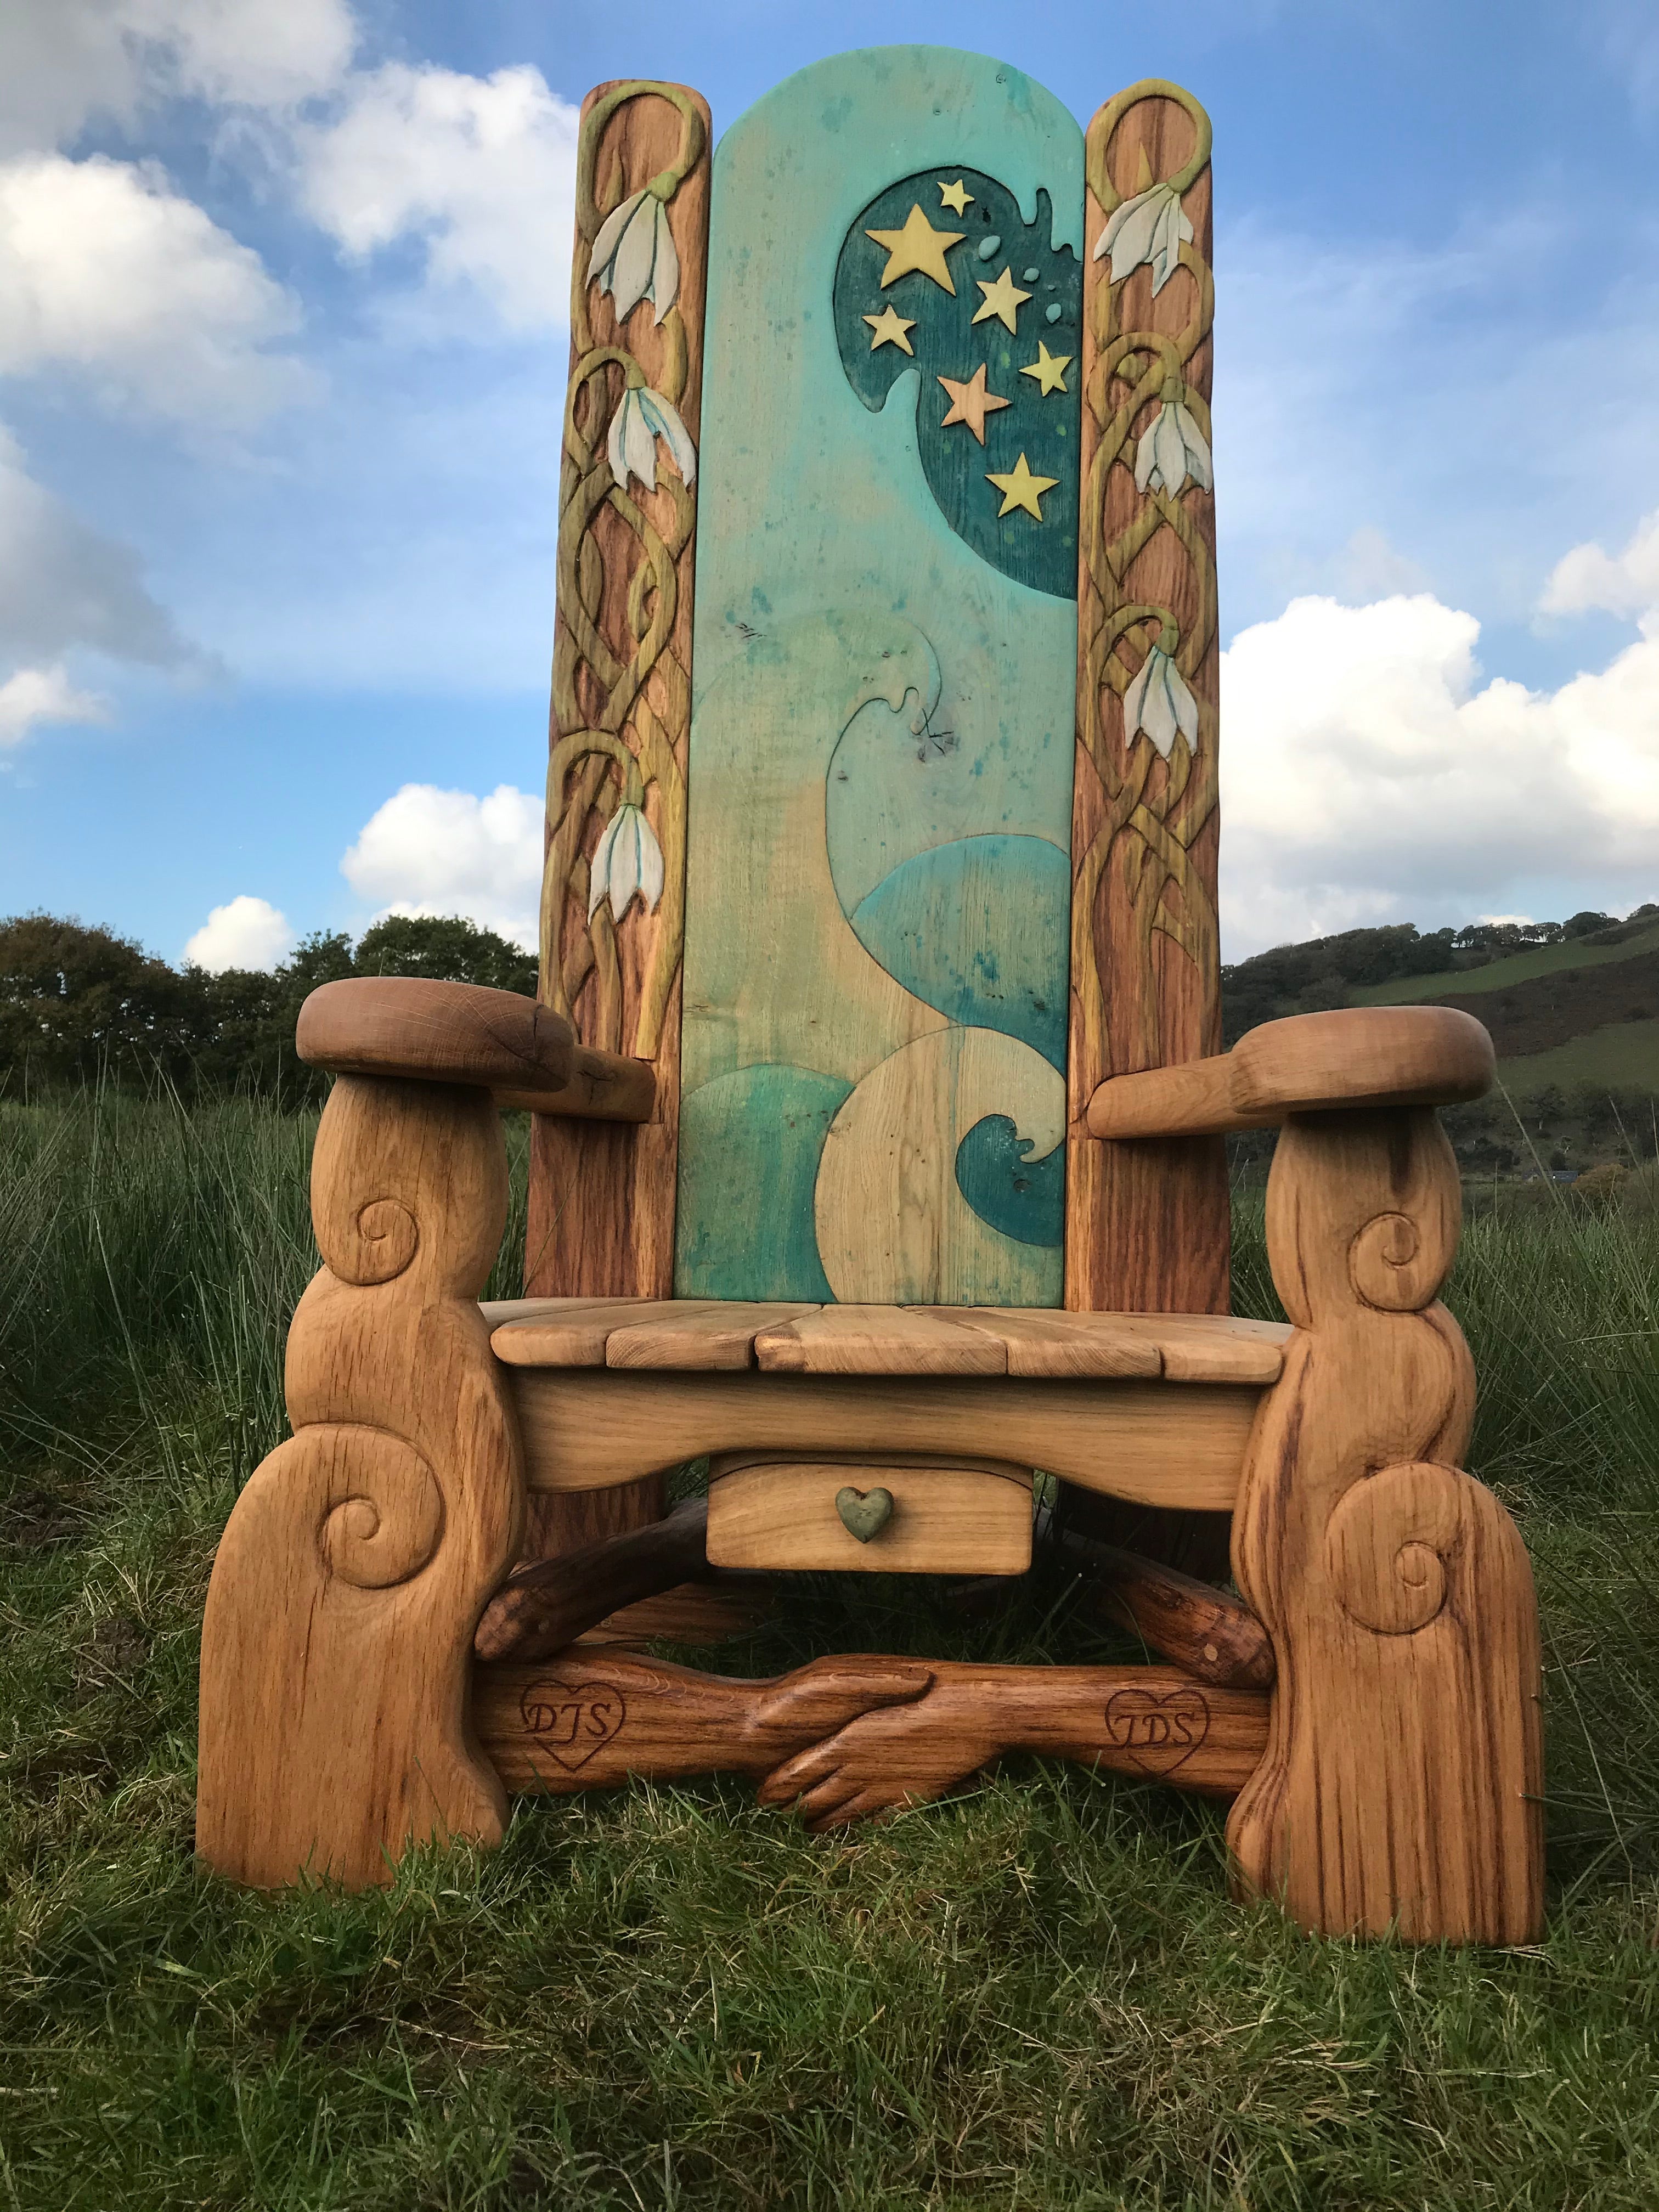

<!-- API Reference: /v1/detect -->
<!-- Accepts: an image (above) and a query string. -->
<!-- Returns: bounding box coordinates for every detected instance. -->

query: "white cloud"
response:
[342,782,543,947]
[0,424,193,665]
[298,63,578,329]
[1540,510,1659,629]
[1220,590,1659,956]
[1335,526,1429,602]
[183,894,296,972]
[0,151,309,423]
[0,0,357,154]
[0,662,110,748]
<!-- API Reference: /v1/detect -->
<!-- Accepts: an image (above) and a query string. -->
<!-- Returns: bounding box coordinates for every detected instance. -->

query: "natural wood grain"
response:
[706,1457,1034,1574]
[498,1044,656,1122]
[518,1476,663,1568]
[1058,1532,1274,1690]
[474,1651,1266,1818]
[297,979,575,1097]
[606,1301,820,1369]
[531,76,713,1300]
[752,1306,1007,1376]
[491,1298,742,1367]
[1227,1108,1545,1943]
[1068,80,1229,1313]
[198,1077,523,1889]
[675,51,1082,1310]
[582,1580,777,1646]
[489,1299,1287,1381]
[934,1306,1287,1383]
[1086,1007,1497,1138]
[506,1367,1264,1508]
[476,1497,710,1661]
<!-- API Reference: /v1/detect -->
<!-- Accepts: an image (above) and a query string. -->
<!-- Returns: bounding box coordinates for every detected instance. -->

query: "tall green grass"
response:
[2,1091,1657,2209]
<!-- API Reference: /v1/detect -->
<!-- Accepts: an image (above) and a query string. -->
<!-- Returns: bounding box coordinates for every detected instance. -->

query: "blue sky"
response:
[2,0,1658,964]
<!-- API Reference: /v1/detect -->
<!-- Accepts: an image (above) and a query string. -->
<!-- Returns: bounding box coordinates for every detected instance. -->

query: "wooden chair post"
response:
[198,1076,524,1888]
[1227,1108,1544,1942]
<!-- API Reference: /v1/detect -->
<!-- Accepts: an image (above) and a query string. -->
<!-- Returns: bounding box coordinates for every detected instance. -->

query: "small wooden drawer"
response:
[705,1455,1033,1575]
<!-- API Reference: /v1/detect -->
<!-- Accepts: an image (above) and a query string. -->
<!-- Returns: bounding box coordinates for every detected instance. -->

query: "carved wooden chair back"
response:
[531,49,1227,1317]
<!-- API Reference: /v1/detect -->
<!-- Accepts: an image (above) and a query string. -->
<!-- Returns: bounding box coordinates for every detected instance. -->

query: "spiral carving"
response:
[326,1195,420,1286]
[1325,1462,1465,1635]
[1348,1209,1441,1312]
[317,1426,445,1590]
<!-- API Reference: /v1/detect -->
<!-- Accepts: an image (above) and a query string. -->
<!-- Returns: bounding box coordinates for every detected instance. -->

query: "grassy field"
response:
[3,1090,1658,2210]
[1498,1019,1659,1101]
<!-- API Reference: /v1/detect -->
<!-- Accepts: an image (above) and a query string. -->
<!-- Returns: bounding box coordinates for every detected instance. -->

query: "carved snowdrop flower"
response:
[607,384,698,494]
[588,187,680,322]
[1123,643,1199,760]
[1134,385,1213,496]
[588,801,665,923]
[1093,182,1193,295]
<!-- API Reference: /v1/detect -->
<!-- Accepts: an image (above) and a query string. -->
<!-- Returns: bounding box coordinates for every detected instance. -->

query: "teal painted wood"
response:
[675,46,1083,1308]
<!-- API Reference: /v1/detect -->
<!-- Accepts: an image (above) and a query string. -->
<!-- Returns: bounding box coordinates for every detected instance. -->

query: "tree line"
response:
[5,901,1654,1103]
[1,912,537,1103]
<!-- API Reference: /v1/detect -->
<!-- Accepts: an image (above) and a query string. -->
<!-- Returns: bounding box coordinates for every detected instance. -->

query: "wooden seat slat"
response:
[485,1299,1290,1383]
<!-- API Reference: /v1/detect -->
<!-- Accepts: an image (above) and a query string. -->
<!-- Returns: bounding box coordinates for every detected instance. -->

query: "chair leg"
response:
[1228,1108,1544,1943]
[198,1077,524,1890]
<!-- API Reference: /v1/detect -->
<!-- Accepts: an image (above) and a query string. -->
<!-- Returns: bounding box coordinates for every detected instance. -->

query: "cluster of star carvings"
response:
[859,180,1070,522]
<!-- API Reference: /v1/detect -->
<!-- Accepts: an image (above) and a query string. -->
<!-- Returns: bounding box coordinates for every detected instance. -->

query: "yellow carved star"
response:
[938,177,973,216]
[865,203,964,293]
[1020,340,1071,395]
[972,265,1031,334]
[864,304,916,354]
[936,363,1011,445]
[986,451,1059,520]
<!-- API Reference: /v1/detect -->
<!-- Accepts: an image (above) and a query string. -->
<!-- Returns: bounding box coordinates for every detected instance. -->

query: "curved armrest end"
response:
[297,978,657,1121]
[1086,1006,1495,1141]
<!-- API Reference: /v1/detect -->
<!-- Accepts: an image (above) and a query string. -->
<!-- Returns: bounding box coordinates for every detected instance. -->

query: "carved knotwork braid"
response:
[1077,81,1218,1074]
[542,82,703,1056]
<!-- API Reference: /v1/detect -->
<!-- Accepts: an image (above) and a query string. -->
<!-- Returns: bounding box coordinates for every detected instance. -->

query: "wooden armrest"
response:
[1085,1007,1494,1140]
[296,978,655,1121]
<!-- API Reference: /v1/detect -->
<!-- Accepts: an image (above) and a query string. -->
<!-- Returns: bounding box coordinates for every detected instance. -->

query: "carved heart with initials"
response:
[1103,1686,1211,1777]
[836,1485,894,1542]
[518,1677,628,1769]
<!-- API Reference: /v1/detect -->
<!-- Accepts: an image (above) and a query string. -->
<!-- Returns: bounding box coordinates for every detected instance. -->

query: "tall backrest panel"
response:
[531,56,1227,1316]
[674,47,1084,1306]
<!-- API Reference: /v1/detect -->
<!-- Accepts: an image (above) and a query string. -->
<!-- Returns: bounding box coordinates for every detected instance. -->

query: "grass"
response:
[1350,918,1659,1005]
[1497,1017,1659,1100]
[3,1087,1658,2209]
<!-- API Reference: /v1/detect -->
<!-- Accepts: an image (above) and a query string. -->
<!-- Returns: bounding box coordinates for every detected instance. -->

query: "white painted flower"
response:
[1092,182,1193,295]
[607,385,697,494]
[587,802,665,923]
[1123,645,1199,760]
[588,188,680,323]
[1134,398,1213,496]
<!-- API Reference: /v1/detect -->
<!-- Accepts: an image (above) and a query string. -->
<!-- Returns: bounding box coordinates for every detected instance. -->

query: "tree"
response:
[353,915,537,994]
[2,912,538,1102]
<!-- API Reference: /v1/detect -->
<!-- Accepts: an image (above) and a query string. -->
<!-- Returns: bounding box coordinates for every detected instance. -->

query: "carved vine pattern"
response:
[540,82,706,1058]
[1076,81,1218,1075]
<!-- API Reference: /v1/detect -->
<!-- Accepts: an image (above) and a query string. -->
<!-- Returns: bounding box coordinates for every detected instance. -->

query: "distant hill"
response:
[1222,905,1659,1173]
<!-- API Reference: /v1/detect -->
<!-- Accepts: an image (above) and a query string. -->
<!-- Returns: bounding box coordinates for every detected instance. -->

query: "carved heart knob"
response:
[835,1486,894,1543]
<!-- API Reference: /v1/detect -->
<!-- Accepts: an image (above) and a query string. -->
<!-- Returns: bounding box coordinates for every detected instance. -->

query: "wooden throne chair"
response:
[197,49,1543,1943]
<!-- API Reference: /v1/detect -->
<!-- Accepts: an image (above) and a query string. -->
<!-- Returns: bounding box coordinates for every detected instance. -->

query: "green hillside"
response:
[1497,1017,1659,1099]
[1352,919,1659,1005]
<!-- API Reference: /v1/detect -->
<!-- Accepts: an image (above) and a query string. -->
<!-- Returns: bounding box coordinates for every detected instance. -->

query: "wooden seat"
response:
[484,1297,1289,1380]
